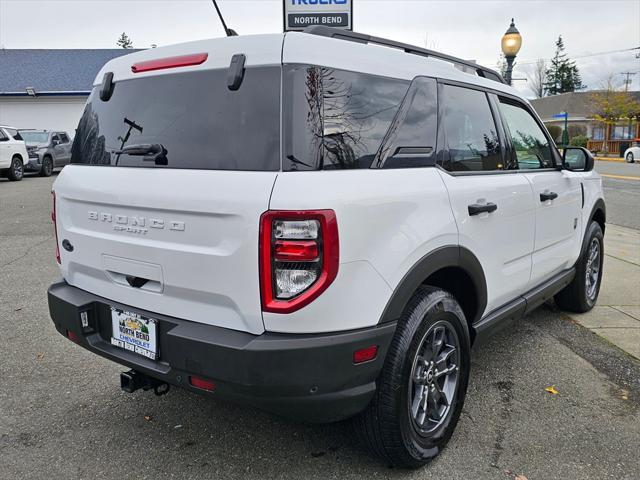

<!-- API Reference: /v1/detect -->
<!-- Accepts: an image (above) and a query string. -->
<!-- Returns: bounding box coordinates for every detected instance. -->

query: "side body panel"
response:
[437,170,536,315]
[266,169,458,333]
[526,170,583,287]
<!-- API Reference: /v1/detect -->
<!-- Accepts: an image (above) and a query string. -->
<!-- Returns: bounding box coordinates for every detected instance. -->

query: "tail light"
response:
[51,191,60,264]
[260,210,339,313]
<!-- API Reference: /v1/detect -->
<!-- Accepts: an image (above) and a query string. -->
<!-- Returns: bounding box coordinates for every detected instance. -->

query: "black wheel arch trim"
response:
[378,245,487,325]
[588,198,606,233]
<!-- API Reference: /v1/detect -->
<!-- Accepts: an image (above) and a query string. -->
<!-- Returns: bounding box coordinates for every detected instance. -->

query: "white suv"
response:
[0,126,29,181]
[47,27,606,468]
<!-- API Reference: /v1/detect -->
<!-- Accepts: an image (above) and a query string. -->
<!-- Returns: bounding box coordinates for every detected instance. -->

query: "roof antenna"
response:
[211,0,238,37]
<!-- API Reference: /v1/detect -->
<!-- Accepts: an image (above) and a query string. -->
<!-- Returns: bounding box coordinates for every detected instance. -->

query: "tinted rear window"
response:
[71,67,280,171]
[283,65,409,171]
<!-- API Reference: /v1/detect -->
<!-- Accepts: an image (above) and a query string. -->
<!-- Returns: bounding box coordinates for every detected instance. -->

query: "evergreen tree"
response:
[116,32,134,49]
[543,36,584,95]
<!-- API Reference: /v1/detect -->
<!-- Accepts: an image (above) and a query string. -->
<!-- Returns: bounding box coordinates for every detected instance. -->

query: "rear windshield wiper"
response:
[113,144,168,166]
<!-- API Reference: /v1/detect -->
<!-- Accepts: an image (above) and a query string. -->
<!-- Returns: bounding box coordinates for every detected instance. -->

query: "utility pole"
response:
[620,71,637,92]
[620,72,637,141]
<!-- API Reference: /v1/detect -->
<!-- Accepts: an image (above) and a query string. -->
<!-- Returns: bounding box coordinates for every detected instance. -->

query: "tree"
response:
[496,53,509,79]
[544,36,584,96]
[116,32,134,49]
[589,77,640,153]
[527,58,547,98]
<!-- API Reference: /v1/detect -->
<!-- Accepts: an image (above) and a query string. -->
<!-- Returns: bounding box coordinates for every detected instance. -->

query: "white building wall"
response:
[0,96,87,138]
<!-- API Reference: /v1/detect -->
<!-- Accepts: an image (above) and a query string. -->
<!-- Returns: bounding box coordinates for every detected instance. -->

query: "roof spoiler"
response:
[302,26,507,85]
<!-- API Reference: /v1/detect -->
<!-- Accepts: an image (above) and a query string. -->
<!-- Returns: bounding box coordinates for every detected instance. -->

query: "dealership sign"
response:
[284,0,353,32]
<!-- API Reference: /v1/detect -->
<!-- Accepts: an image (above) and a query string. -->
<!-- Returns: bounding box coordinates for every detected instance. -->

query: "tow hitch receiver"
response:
[120,370,170,396]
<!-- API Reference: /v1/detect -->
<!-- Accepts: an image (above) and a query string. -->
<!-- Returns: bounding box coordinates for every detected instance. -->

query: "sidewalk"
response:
[565,224,640,359]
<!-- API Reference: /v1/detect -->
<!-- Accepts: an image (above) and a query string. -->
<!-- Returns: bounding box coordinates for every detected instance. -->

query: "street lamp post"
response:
[501,18,522,86]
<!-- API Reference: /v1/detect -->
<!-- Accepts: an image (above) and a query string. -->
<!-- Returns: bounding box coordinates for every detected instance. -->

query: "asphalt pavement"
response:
[595,160,640,230]
[1,173,639,480]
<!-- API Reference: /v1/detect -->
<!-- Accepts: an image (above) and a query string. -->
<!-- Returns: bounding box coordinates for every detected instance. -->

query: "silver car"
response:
[19,130,72,177]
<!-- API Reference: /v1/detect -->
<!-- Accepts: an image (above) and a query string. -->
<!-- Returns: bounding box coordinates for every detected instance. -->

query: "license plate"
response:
[110,308,158,360]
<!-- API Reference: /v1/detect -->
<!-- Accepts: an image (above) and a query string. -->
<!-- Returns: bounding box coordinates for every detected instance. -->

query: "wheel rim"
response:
[13,159,23,178]
[44,159,52,174]
[585,238,601,300]
[408,320,460,435]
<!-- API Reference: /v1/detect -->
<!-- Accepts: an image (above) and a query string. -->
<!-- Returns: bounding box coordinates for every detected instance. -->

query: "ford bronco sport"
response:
[48,27,606,467]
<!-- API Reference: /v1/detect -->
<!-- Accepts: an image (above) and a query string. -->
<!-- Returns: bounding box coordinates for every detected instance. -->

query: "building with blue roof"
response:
[0,49,141,135]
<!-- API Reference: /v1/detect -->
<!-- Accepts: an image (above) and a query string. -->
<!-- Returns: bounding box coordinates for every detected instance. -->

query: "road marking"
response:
[601,173,640,181]
[595,157,626,163]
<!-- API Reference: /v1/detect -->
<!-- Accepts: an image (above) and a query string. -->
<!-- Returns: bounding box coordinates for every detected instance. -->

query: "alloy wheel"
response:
[585,238,601,300]
[408,320,460,435]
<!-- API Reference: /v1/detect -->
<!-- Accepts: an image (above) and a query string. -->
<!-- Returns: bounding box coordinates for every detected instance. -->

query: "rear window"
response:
[283,65,410,171]
[71,67,281,171]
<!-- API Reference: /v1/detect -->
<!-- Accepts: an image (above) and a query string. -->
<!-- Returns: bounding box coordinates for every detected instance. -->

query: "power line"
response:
[513,46,640,66]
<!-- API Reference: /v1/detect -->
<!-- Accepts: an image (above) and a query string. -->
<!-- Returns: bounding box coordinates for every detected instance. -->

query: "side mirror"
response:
[563,147,594,172]
[52,139,61,146]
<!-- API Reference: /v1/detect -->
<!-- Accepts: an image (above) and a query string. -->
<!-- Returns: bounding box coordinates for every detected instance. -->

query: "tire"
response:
[355,286,471,468]
[7,156,24,181]
[555,221,604,313]
[626,152,635,163]
[40,156,53,177]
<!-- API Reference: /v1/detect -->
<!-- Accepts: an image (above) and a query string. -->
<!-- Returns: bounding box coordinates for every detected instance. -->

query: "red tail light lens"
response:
[131,53,208,73]
[260,210,339,313]
[51,191,61,264]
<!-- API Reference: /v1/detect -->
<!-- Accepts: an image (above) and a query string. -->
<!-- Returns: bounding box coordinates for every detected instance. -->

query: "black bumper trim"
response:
[47,280,396,423]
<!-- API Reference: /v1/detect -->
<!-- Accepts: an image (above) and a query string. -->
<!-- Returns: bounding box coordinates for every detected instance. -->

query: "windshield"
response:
[19,131,49,143]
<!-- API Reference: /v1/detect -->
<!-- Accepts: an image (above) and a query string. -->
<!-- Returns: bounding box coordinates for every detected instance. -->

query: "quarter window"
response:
[284,65,409,170]
[498,99,554,170]
[440,85,502,172]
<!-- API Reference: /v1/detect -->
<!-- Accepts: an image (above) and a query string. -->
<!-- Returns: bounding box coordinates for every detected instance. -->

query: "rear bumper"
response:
[47,280,396,423]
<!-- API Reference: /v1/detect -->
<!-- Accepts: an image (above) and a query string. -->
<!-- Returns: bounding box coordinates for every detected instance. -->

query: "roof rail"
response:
[302,25,507,85]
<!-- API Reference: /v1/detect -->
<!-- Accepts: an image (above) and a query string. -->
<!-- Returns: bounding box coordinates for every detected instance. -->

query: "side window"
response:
[440,85,502,172]
[0,130,7,141]
[498,99,554,169]
[52,134,61,144]
[6,128,23,141]
[284,65,410,171]
[375,77,438,169]
[59,133,70,144]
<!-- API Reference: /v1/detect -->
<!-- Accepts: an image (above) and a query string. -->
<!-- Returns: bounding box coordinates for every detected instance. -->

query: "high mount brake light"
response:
[131,53,208,73]
[51,191,60,264]
[260,210,339,314]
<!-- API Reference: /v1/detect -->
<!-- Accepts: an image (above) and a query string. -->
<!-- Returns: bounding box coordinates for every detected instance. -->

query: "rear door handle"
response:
[540,192,558,202]
[468,202,498,216]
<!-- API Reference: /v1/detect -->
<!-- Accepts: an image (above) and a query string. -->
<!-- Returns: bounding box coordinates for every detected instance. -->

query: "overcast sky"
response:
[1,0,638,96]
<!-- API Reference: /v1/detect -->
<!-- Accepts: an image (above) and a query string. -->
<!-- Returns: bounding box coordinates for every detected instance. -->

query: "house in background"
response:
[0,49,141,136]
[531,91,640,155]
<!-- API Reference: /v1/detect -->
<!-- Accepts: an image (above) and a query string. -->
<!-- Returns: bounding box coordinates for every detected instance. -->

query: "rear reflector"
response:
[131,53,208,73]
[353,346,378,364]
[66,330,81,344]
[189,376,216,392]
